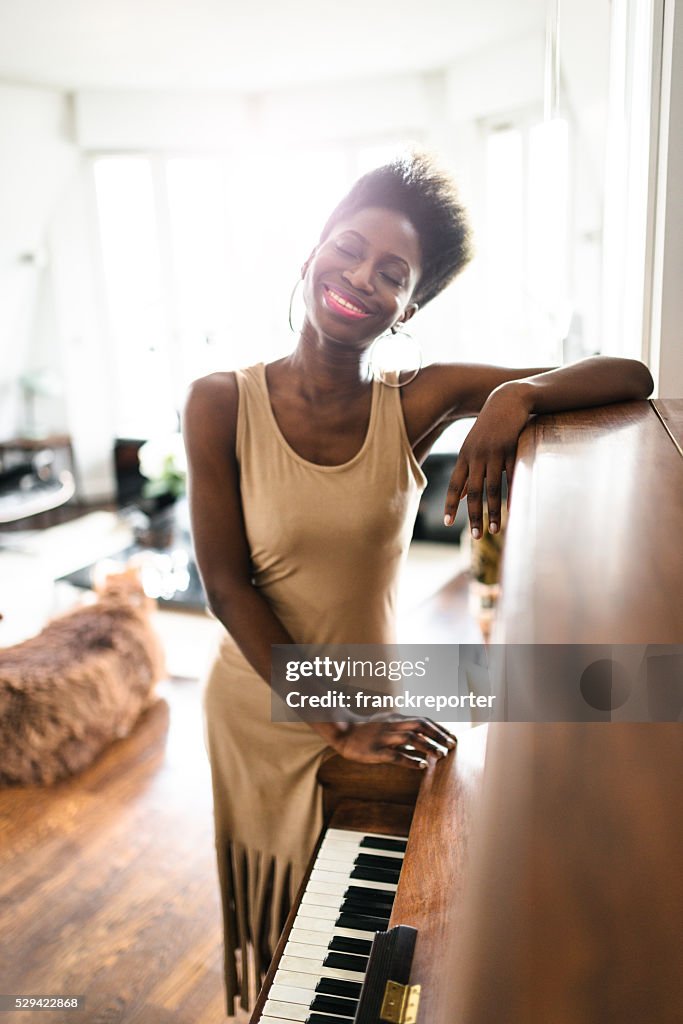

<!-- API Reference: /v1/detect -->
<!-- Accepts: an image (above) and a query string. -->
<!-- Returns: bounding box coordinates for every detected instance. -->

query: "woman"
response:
[182,151,653,1014]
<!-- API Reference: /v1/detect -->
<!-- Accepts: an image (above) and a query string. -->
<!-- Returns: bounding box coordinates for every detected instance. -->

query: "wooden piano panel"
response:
[444,400,683,1023]
[496,399,683,643]
[388,726,488,1024]
[447,722,683,1024]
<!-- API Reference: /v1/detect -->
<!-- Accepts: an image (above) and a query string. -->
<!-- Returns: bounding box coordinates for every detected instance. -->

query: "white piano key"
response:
[293,913,340,933]
[317,856,405,872]
[310,867,354,884]
[270,969,328,991]
[319,839,404,859]
[270,984,316,1004]
[305,878,350,897]
[294,913,376,939]
[262,1000,309,1022]
[326,827,408,842]
[288,926,338,947]
[284,932,367,962]
[296,904,339,922]
[279,955,367,980]
[310,868,397,891]
[261,1017,302,1024]
[283,941,333,960]
[315,858,361,873]
[301,890,344,909]
[288,920,375,946]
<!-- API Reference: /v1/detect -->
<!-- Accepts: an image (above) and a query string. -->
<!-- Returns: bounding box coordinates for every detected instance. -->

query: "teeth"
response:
[328,288,367,315]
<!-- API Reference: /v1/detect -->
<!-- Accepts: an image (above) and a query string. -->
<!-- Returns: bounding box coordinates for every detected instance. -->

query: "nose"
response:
[342,259,375,294]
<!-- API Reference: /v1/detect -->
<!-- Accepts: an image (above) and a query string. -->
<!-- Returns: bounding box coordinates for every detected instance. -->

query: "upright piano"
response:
[251,399,683,1024]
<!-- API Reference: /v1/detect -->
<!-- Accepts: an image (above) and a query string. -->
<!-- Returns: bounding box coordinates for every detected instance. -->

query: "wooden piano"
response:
[251,400,683,1024]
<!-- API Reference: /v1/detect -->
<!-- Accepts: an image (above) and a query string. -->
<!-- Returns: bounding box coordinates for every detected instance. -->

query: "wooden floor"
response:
[0,677,236,1024]
[0,565,478,1024]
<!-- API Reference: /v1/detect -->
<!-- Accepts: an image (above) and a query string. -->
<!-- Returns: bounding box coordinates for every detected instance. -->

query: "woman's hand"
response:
[324,713,456,769]
[443,381,533,538]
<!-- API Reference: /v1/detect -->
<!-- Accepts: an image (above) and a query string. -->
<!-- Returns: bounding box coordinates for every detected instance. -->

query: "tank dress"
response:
[202,362,426,1014]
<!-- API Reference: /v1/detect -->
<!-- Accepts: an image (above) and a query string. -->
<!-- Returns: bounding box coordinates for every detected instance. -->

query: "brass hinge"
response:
[380,980,421,1024]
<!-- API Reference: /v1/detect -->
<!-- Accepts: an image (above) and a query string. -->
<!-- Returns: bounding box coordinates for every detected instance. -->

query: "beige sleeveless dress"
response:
[202,362,426,1014]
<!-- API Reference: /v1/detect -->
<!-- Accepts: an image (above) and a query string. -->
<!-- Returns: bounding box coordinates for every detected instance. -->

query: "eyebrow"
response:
[338,230,411,272]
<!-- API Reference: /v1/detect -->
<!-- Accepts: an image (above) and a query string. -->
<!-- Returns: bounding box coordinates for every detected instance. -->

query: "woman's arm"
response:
[403,356,653,537]
[182,373,293,683]
[442,356,653,536]
[182,373,454,767]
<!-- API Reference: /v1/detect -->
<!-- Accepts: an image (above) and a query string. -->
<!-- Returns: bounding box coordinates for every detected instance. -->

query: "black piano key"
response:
[344,885,394,907]
[336,912,387,932]
[307,1015,352,1024]
[354,852,403,871]
[310,993,358,1017]
[324,951,370,972]
[315,978,363,999]
[350,864,401,884]
[328,936,373,956]
[360,836,408,853]
[341,896,392,917]
[339,907,391,928]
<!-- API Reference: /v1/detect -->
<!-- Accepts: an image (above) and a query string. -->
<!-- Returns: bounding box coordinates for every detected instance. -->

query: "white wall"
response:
[649,0,683,396]
[0,83,79,437]
[0,82,117,498]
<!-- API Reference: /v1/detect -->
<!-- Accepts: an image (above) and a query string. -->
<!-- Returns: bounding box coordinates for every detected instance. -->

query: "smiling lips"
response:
[323,285,373,320]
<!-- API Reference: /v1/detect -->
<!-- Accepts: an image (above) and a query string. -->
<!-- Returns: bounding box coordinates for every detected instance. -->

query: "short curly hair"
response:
[319,149,473,309]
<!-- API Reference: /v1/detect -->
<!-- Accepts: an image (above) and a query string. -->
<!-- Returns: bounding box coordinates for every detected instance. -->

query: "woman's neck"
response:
[282,326,372,402]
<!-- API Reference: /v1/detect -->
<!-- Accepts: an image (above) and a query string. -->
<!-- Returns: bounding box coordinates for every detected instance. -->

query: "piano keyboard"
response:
[256,826,408,1024]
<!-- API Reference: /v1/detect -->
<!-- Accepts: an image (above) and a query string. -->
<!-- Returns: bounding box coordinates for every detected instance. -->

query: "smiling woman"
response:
[181,149,652,1014]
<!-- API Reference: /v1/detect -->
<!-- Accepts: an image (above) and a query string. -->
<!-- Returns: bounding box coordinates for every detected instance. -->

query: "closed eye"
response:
[381,272,403,287]
[335,242,360,258]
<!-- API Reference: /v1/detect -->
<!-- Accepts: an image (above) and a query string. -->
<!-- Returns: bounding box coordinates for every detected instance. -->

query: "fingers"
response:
[382,729,449,760]
[443,458,468,528]
[444,459,509,536]
[484,460,504,535]
[379,719,457,766]
[465,466,485,540]
[339,718,458,770]
[379,715,457,748]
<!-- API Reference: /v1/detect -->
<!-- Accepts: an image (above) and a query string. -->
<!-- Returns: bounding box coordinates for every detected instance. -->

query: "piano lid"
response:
[495,399,683,644]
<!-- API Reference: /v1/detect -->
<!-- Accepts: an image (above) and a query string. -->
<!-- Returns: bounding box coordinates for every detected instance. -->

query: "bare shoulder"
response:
[182,371,239,451]
[400,363,482,445]
[185,370,238,412]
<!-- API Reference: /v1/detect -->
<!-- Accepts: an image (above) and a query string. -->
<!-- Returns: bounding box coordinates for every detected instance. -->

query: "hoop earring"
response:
[288,278,305,334]
[367,324,422,388]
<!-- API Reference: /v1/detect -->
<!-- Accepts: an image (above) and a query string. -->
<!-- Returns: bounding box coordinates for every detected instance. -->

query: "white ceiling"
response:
[0,0,546,93]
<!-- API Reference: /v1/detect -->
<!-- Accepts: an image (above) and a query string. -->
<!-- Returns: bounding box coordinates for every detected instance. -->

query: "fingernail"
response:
[444,514,453,527]
[489,522,498,534]
[447,738,456,747]
[419,759,428,769]
[471,527,481,539]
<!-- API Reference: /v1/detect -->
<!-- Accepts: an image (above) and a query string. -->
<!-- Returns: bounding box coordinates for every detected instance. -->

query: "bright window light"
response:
[484,127,525,364]
[528,117,570,345]
[94,157,176,436]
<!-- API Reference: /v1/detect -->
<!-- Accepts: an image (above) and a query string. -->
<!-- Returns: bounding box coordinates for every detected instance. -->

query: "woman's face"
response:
[302,206,422,346]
